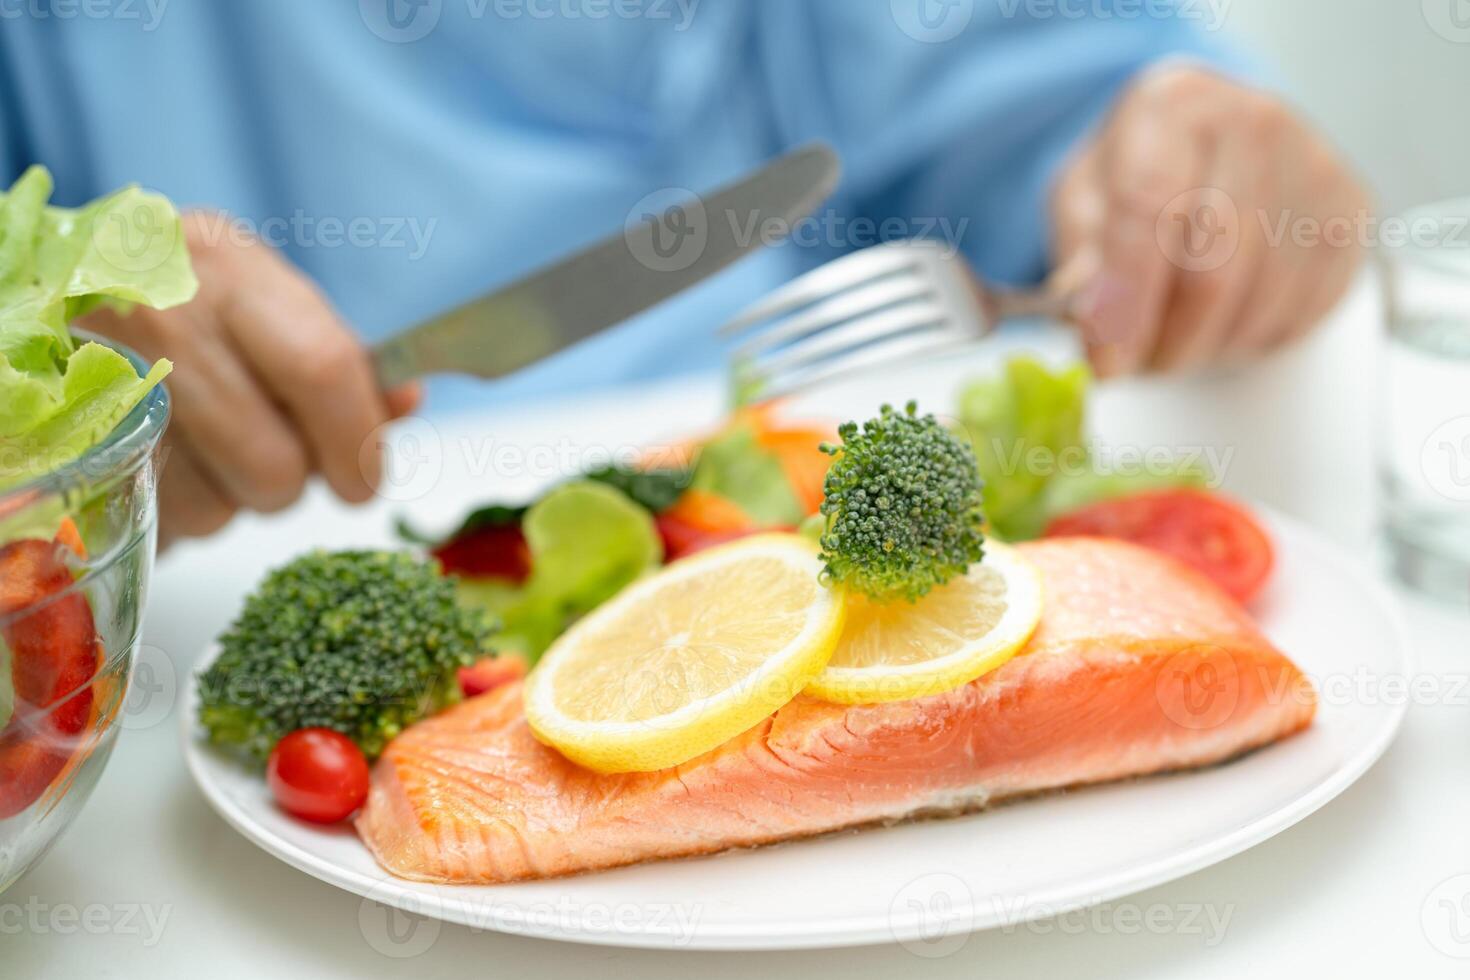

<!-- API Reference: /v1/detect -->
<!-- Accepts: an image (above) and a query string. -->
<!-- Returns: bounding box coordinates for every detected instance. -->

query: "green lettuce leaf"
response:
[456,481,663,661]
[0,345,173,487]
[0,165,195,489]
[582,463,692,514]
[956,357,1089,540]
[956,356,1205,540]
[690,424,804,526]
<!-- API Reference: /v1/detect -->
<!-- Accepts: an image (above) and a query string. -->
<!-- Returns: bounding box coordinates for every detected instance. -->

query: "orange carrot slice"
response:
[663,489,755,533]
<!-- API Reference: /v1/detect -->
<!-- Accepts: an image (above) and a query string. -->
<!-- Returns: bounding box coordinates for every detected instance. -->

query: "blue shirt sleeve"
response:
[0,51,21,183]
[753,1,1261,285]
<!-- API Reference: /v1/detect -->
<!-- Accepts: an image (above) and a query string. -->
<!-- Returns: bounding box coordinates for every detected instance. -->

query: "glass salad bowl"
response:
[0,334,169,893]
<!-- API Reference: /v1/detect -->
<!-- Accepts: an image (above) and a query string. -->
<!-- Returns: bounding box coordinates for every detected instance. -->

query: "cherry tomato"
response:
[266,729,370,824]
[1043,489,1275,604]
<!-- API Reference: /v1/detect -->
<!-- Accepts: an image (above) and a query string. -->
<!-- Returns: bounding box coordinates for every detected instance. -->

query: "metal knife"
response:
[372,143,842,388]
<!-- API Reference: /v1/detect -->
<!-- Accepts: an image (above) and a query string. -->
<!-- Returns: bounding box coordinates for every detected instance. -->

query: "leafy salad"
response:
[393,406,835,660]
[0,168,194,822]
[955,357,1205,540]
[408,356,1206,663]
[0,165,195,490]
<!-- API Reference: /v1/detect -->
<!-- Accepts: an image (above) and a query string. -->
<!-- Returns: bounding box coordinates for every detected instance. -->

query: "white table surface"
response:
[9,280,1470,978]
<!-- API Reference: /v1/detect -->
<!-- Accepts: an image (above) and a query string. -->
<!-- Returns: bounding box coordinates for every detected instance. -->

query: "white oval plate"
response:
[181,511,1408,951]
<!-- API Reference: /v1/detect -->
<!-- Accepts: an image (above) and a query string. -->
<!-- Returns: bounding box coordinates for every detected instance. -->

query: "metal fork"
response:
[722,240,1088,401]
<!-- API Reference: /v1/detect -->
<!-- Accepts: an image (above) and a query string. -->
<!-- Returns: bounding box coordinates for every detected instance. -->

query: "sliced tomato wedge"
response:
[1043,489,1275,604]
[0,537,101,819]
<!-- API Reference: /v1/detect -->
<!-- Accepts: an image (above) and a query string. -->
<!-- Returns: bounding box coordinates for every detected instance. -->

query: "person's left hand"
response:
[79,211,421,548]
[1051,63,1371,377]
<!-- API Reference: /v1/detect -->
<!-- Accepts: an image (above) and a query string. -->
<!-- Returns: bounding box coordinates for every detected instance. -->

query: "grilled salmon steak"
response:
[357,538,1316,884]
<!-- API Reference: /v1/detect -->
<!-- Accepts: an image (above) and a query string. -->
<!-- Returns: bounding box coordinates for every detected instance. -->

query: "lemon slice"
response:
[805,543,1044,705]
[524,534,845,773]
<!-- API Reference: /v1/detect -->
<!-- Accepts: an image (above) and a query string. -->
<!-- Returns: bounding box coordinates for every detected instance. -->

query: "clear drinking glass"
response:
[0,334,169,893]
[1379,199,1470,604]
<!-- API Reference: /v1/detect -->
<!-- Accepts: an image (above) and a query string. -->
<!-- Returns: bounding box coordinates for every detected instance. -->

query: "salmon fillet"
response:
[357,538,1316,884]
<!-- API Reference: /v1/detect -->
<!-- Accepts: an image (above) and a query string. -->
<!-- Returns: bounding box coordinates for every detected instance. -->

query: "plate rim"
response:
[179,508,1411,951]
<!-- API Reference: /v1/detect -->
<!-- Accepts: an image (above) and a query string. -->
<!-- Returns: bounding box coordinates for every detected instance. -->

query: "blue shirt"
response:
[0,1,1247,409]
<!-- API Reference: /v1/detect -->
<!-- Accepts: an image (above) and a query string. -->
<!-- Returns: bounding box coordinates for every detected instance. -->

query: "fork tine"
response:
[754,326,974,403]
[732,274,934,360]
[718,241,936,337]
[746,299,949,379]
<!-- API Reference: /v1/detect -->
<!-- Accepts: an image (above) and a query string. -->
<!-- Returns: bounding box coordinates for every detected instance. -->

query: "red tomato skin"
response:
[0,538,101,819]
[654,512,711,561]
[432,524,531,582]
[1043,489,1274,604]
[654,514,791,562]
[458,656,527,698]
[267,729,370,824]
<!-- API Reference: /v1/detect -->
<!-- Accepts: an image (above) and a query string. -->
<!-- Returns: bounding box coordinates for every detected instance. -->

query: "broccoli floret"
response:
[818,402,986,602]
[198,550,494,764]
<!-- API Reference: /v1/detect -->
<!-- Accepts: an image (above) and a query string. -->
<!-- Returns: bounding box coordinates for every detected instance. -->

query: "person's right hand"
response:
[81,212,420,548]
[1050,65,1369,376]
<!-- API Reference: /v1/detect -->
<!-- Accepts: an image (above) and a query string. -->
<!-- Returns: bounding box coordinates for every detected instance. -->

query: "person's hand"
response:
[81,212,420,548]
[1051,64,1371,376]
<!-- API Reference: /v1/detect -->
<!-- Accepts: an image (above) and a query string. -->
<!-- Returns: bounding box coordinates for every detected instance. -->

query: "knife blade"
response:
[372,143,841,388]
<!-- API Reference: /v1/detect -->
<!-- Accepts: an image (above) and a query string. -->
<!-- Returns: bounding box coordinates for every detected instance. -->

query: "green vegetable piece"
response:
[796,512,826,546]
[727,355,767,410]
[0,166,196,488]
[0,345,172,488]
[395,464,689,549]
[955,356,1209,538]
[523,480,663,611]
[819,402,986,603]
[457,481,663,661]
[395,503,526,547]
[691,423,805,527]
[956,357,1089,541]
[582,463,692,514]
[197,551,495,764]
